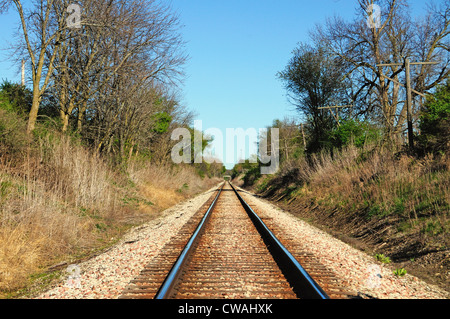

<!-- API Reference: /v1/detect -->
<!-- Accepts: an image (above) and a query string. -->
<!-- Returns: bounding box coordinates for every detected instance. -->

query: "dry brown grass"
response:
[36,134,119,213]
[139,184,184,211]
[0,133,118,292]
[127,161,209,195]
[127,160,219,212]
[0,130,218,295]
[0,225,44,291]
[258,142,449,251]
[254,143,449,292]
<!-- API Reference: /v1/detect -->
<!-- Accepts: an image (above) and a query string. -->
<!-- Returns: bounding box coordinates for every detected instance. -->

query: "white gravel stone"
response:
[238,187,449,299]
[36,183,449,299]
[36,185,220,299]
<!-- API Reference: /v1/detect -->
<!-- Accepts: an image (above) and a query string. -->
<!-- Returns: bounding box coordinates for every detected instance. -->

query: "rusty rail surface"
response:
[154,183,224,299]
[229,183,329,299]
[120,182,353,299]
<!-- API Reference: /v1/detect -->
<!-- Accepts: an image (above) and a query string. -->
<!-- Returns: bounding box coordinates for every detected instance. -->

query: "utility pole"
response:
[21,59,25,86]
[301,123,307,150]
[376,59,439,150]
[317,105,354,127]
[405,58,414,149]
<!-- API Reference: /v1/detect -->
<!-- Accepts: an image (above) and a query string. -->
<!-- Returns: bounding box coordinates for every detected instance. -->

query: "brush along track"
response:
[120,183,353,299]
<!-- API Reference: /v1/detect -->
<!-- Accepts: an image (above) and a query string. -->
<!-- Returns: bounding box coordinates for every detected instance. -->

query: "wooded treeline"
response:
[231,2,449,291]
[0,0,208,167]
[276,0,449,155]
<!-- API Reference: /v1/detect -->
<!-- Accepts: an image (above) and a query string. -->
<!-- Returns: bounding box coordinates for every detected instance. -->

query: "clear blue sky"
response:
[170,0,358,168]
[168,0,428,168]
[0,0,433,169]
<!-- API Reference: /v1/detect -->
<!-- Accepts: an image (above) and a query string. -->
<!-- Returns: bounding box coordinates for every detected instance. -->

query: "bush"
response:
[418,81,450,155]
[151,112,172,134]
[0,80,32,115]
[326,119,381,150]
[243,164,262,187]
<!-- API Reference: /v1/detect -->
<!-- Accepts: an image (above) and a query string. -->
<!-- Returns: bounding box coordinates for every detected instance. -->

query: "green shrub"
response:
[325,119,382,150]
[418,81,450,155]
[422,220,445,236]
[151,112,172,134]
[0,80,32,115]
[243,164,262,187]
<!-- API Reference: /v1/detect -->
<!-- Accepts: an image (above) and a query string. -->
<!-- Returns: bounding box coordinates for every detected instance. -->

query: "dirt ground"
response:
[274,200,449,295]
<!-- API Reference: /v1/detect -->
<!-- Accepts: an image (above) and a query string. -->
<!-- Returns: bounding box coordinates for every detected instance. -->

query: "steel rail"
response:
[154,181,329,299]
[154,183,225,299]
[229,182,330,299]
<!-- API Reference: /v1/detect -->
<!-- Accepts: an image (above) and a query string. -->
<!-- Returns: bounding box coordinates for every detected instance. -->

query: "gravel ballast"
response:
[37,184,448,299]
[238,188,449,299]
[37,185,220,299]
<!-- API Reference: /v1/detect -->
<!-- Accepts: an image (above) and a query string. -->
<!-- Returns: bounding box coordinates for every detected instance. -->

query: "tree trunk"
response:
[60,110,69,132]
[27,84,41,134]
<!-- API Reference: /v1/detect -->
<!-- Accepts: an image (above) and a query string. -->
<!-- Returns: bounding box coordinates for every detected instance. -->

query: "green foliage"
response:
[375,254,391,264]
[255,176,272,193]
[418,81,450,155]
[278,43,346,154]
[367,204,385,219]
[231,164,243,179]
[325,119,381,150]
[186,127,210,164]
[194,162,226,179]
[151,112,172,134]
[232,158,261,187]
[243,164,262,187]
[393,268,407,277]
[422,220,445,236]
[0,80,33,157]
[0,80,32,115]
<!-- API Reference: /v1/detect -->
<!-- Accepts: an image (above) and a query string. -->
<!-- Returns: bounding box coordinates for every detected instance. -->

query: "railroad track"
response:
[120,182,353,299]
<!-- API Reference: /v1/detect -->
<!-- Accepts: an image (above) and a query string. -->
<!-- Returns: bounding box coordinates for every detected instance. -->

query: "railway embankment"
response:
[234,144,449,296]
[35,182,448,299]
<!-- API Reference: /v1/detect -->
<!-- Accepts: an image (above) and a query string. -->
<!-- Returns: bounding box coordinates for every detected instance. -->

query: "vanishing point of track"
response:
[120,182,353,299]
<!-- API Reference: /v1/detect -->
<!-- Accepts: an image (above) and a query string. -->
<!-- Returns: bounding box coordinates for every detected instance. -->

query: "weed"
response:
[422,220,445,236]
[392,197,406,215]
[0,180,12,198]
[375,253,391,264]
[177,183,189,193]
[393,268,407,277]
[397,221,414,233]
[95,223,108,232]
[368,204,381,219]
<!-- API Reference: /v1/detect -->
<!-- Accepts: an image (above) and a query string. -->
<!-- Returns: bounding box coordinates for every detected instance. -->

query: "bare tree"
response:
[410,1,450,99]
[1,0,186,145]
[0,0,73,133]
[312,0,449,141]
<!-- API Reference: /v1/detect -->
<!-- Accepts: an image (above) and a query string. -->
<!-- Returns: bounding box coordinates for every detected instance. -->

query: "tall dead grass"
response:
[36,134,119,214]
[305,145,449,221]
[127,160,219,211]
[253,143,449,293]
[0,133,121,291]
[0,130,218,293]
[260,142,449,253]
[0,225,43,291]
